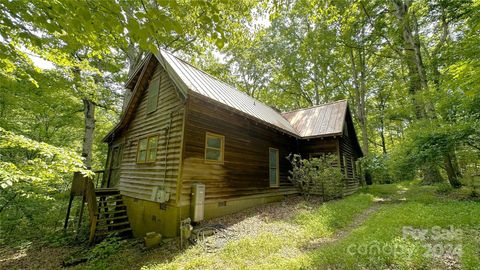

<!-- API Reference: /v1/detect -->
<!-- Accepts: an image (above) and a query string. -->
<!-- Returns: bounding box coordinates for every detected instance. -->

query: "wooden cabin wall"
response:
[298,137,338,159]
[339,122,361,195]
[106,62,185,204]
[298,131,360,196]
[179,94,298,207]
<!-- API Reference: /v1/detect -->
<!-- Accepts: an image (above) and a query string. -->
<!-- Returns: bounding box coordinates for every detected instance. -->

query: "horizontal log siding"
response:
[339,132,360,195]
[179,95,298,206]
[298,137,338,158]
[114,63,185,203]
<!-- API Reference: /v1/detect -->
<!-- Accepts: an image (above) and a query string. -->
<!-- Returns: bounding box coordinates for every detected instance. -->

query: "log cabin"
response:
[99,49,363,238]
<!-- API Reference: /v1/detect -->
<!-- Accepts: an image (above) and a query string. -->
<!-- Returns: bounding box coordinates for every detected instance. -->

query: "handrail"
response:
[84,177,99,243]
[93,170,105,189]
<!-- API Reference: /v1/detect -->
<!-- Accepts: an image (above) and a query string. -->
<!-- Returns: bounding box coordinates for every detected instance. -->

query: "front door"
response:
[107,145,122,188]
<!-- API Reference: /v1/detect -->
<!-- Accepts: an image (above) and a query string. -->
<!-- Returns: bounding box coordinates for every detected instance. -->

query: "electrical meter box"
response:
[191,183,205,222]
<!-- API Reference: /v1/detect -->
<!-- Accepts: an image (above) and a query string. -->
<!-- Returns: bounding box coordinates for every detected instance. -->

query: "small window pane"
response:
[269,151,276,166]
[269,148,278,187]
[139,138,148,151]
[138,150,147,163]
[147,148,156,162]
[137,139,148,163]
[206,148,221,160]
[207,137,221,149]
[269,168,276,183]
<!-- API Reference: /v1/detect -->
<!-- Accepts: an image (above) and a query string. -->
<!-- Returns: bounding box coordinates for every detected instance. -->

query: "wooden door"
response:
[107,145,122,188]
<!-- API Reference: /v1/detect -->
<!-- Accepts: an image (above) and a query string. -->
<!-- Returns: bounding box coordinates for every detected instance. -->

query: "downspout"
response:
[163,111,174,184]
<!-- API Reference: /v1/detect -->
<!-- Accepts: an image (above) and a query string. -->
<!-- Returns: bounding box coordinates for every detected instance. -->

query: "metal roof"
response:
[106,50,352,142]
[282,100,348,138]
[156,49,298,135]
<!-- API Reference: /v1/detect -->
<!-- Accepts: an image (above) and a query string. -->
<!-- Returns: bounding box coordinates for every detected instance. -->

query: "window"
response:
[146,77,160,114]
[205,132,224,163]
[147,136,158,162]
[137,135,158,163]
[269,148,279,187]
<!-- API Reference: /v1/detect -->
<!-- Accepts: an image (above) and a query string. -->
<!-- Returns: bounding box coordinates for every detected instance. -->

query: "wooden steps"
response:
[89,188,132,243]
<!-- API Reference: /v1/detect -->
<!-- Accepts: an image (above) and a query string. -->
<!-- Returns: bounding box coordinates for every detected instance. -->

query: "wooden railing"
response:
[93,170,105,188]
[64,172,99,241]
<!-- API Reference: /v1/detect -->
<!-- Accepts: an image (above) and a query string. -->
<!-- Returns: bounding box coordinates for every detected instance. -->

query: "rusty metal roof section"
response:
[156,49,298,135]
[282,100,348,138]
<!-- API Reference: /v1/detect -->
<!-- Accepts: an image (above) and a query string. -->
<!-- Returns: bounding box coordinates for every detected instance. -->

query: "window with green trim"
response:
[205,132,224,163]
[137,135,158,163]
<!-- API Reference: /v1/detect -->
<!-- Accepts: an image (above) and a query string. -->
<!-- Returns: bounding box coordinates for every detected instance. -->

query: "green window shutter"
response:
[146,77,160,114]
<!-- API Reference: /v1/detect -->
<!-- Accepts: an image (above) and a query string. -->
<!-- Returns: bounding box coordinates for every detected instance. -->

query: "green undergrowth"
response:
[309,183,480,269]
[142,193,376,270]
[141,182,480,270]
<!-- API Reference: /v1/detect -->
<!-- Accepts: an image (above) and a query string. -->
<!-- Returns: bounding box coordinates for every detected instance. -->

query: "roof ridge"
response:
[159,49,277,111]
[282,99,347,115]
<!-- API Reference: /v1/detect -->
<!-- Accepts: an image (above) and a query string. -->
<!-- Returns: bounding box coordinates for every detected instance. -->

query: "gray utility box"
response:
[190,183,205,222]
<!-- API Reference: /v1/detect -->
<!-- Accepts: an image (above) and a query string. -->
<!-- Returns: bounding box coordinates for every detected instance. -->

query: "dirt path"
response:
[303,203,382,250]
[303,191,406,250]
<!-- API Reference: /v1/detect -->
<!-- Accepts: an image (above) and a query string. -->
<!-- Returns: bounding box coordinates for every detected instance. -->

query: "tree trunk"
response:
[349,48,369,156]
[392,0,426,119]
[421,163,444,184]
[443,152,462,188]
[379,118,387,154]
[82,99,95,169]
[392,0,444,183]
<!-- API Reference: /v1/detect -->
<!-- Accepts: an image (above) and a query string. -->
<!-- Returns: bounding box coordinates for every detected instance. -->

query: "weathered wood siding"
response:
[299,137,338,158]
[106,61,185,204]
[339,118,361,195]
[298,126,360,196]
[179,94,298,206]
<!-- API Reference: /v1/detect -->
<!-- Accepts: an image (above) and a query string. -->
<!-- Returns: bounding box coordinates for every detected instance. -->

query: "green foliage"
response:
[143,189,375,270]
[436,183,453,194]
[0,128,90,194]
[310,183,480,269]
[0,128,91,246]
[287,154,343,199]
[87,237,126,262]
[361,155,396,184]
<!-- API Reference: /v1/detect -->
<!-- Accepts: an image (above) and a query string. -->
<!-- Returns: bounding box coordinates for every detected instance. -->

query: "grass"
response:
[140,181,480,270]
[310,182,480,269]
[2,181,479,269]
[142,193,376,270]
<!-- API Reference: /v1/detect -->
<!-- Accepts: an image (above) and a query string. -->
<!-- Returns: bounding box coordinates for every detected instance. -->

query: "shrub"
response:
[360,155,394,184]
[287,154,343,200]
[436,183,453,194]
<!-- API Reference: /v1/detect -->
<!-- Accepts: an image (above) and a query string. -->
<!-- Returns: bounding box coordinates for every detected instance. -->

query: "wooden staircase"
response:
[89,188,132,243]
[65,172,132,243]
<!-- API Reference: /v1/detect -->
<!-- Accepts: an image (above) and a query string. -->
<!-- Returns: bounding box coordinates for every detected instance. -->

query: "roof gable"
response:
[282,100,347,138]
[105,49,361,146]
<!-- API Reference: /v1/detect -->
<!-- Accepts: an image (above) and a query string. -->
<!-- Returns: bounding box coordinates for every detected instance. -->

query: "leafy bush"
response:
[0,128,92,245]
[287,154,343,200]
[360,155,395,184]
